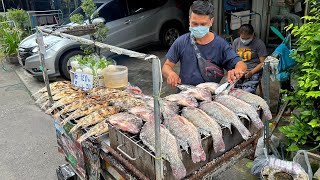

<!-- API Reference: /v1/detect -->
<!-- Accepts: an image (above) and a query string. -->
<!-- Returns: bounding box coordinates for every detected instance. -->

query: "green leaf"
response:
[308,119,320,128]
[287,144,300,151]
[316,136,320,141]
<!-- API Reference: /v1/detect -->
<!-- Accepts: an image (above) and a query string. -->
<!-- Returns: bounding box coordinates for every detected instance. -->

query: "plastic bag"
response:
[293,150,313,180]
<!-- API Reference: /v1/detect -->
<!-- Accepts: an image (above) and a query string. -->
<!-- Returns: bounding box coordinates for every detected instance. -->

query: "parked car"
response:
[18,0,187,80]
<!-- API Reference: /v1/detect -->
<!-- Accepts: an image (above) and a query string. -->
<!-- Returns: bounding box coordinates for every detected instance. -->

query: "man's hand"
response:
[167,71,181,87]
[227,61,247,82]
[228,69,244,82]
[162,59,181,87]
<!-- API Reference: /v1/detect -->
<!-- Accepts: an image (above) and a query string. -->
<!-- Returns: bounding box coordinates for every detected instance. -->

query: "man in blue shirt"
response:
[162,0,247,87]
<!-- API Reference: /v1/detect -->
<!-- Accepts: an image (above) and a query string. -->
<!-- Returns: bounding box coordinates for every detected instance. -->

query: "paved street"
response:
[0,62,64,180]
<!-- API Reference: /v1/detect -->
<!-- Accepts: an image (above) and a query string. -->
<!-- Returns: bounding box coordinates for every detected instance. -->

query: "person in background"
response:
[232,24,268,94]
[162,0,246,87]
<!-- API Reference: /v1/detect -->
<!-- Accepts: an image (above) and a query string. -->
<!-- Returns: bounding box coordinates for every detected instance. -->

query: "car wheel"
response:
[59,50,83,80]
[160,23,182,48]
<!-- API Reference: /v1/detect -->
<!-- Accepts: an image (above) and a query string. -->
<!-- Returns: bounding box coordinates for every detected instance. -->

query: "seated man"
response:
[232,24,268,94]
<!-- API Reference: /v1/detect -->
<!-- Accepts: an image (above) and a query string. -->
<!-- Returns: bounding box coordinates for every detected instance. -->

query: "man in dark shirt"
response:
[162,0,247,87]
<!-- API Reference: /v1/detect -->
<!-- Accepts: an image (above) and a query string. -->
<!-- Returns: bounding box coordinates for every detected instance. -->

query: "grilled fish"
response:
[70,106,120,133]
[32,81,71,97]
[215,95,264,130]
[37,87,82,104]
[61,102,107,125]
[44,93,86,113]
[128,106,154,122]
[110,96,146,110]
[200,101,251,140]
[164,93,198,107]
[196,82,220,94]
[229,89,272,121]
[107,112,143,134]
[162,103,206,163]
[177,85,212,101]
[77,121,108,143]
[53,98,96,119]
[140,122,186,179]
[182,107,225,153]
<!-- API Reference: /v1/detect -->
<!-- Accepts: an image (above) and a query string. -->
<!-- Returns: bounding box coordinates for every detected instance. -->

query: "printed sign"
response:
[73,72,93,90]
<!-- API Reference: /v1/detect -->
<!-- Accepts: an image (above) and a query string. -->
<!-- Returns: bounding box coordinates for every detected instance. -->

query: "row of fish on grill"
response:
[33,81,272,179]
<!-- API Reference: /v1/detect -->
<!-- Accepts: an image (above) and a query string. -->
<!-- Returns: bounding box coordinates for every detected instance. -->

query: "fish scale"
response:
[229,89,272,121]
[161,102,206,163]
[164,93,198,107]
[69,106,120,133]
[215,95,264,130]
[140,122,186,180]
[177,84,212,101]
[107,112,143,134]
[182,107,225,153]
[200,101,251,140]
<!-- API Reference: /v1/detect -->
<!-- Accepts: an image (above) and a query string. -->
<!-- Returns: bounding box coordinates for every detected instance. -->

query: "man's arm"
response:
[162,59,181,87]
[245,56,265,78]
[228,61,247,82]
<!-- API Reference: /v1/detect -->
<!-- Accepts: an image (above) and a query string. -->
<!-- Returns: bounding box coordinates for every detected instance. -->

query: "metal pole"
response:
[1,0,5,14]
[36,27,53,106]
[151,57,163,180]
[262,61,270,105]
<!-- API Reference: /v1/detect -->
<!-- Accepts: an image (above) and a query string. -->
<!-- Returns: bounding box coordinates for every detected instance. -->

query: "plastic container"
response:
[102,65,128,89]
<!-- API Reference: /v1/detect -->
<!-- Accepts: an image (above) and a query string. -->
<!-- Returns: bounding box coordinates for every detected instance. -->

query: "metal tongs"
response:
[215,79,239,95]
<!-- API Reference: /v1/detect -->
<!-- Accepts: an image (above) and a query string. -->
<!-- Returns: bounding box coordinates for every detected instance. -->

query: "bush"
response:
[280,0,320,151]
[0,27,22,57]
[7,9,29,37]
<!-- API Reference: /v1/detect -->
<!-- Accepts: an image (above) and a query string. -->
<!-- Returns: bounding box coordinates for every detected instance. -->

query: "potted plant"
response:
[0,27,22,64]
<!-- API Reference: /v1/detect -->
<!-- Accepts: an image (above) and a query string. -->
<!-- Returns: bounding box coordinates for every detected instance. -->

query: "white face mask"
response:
[240,38,253,45]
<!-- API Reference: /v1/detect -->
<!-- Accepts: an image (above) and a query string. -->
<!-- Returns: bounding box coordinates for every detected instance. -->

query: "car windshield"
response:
[63,3,104,24]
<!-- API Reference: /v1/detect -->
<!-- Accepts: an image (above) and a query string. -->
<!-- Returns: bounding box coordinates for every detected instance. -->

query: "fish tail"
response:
[213,137,226,153]
[70,124,81,133]
[77,132,92,143]
[170,161,187,180]
[190,144,206,163]
[237,125,251,140]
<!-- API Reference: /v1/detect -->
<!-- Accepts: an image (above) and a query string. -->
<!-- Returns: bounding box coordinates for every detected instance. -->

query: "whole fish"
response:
[32,81,71,97]
[44,93,86,112]
[182,107,225,153]
[53,98,96,119]
[70,106,120,133]
[110,96,146,110]
[196,82,220,94]
[229,89,272,121]
[128,106,154,122]
[107,112,143,134]
[200,101,251,140]
[77,121,109,143]
[164,93,198,107]
[37,88,82,105]
[140,122,186,180]
[215,95,264,130]
[61,102,106,125]
[162,103,206,163]
[177,85,212,101]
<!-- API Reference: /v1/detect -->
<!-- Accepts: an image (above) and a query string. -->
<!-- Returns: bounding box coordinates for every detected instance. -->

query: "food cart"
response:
[34,26,263,180]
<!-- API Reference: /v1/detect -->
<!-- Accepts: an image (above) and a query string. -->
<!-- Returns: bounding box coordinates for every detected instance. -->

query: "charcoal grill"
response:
[109,118,258,180]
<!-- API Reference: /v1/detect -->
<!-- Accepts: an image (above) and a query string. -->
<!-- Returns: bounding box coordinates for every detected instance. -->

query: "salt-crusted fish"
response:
[182,107,225,153]
[215,95,264,130]
[229,88,272,121]
[140,122,186,179]
[162,103,206,163]
[177,84,212,101]
[107,112,143,134]
[164,93,198,107]
[200,101,251,140]
[196,82,220,94]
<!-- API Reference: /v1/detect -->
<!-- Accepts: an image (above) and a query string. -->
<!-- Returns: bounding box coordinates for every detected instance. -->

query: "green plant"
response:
[280,0,320,151]
[7,9,28,30]
[70,0,108,55]
[0,27,22,57]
